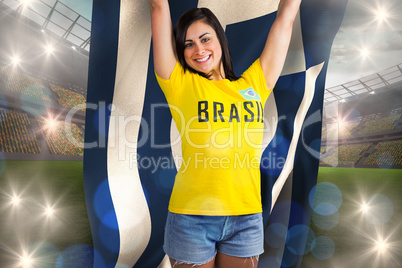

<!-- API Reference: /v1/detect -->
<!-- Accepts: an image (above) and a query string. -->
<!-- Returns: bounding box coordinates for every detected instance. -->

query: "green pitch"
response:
[0,161,401,267]
[301,167,402,268]
[0,160,92,267]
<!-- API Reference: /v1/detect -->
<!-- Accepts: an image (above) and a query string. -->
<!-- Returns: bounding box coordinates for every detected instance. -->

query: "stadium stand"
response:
[363,140,402,166]
[0,66,52,103]
[0,108,41,153]
[322,143,371,166]
[357,114,401,135]
[50,84,86,111]
[320,146,332,154]
[37,117,84,156]
[322,121,360,139]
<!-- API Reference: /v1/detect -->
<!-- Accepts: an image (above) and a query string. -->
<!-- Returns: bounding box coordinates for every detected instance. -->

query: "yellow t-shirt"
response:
[156,59,272,215]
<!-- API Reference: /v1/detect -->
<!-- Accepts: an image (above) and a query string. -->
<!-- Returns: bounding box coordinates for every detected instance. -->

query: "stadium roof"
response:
[1,0,90,53]
[1,0,402,103]
[325,64,402,104]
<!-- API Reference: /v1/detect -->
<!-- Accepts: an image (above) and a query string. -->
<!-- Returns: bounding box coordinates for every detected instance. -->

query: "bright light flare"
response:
[11,195,21,206]
[21,0,32,7]
[45,206,54,217]
[45,44,54,55]
[45,118,59,132]
[375,240,388,253]
[360,203,370,214]
[19,253,34,268]
[11,55,21,66]
[375,7,389,23]
[360,47,370,59]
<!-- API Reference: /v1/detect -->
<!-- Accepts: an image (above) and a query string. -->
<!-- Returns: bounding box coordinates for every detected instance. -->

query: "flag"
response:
[84,0,348,267]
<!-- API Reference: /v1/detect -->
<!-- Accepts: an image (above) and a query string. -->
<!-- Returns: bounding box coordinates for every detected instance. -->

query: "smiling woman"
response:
[173,8,234,81]
[183,21,223,79]
[148,0,301,267]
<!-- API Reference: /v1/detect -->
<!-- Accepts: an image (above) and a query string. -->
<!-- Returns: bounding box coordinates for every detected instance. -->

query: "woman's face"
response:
[184,20,223,80]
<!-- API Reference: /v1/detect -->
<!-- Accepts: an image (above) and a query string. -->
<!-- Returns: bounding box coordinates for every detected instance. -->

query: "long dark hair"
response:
[173,8,239,81]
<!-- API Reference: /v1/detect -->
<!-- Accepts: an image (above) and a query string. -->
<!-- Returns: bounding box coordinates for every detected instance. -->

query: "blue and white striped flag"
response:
[84,0,348,267]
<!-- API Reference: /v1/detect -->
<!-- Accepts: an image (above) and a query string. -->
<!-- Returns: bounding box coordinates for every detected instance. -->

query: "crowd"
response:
[37,117,84,156]
[363,140,402,166]
[357,114,400,135]
[321,143,371,166]
[0,108,41,154]
[50,84,86,111]
[0,66,52,103]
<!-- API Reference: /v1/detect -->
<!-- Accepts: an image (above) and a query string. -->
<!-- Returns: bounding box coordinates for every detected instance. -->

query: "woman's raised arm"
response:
[260,0,301,90]
[149,0,177,79]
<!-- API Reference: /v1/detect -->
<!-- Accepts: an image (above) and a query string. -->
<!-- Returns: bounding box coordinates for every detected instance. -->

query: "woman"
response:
[148,1,301,267]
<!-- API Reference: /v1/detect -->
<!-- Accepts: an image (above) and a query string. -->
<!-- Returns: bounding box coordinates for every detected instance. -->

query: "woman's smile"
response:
[194,55,211,63]
[184,20,224,80]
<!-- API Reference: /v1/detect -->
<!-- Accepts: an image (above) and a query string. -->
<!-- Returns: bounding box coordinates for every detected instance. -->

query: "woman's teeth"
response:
[195,55,210,62]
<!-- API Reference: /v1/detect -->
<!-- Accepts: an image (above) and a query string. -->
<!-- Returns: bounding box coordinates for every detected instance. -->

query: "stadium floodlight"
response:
[45,206,54,217]
[11,55,21,66]
[20,253,34,268]
[375,239,389,254]
[45,118,58,132]
[21,0,31,6]
[370,91,375,95]
[340,99,346,103]
[72,45,77,50]
[11,195,21,206]
[360,203,370,214]
[360,47,370,59]
[45,44,54,55]
[375,8,389,23]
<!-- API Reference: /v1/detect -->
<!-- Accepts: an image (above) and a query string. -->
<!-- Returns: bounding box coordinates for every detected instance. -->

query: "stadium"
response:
[0,0,401,267]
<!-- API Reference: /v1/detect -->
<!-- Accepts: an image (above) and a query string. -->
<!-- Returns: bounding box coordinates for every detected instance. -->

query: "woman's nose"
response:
[195,43,205,55]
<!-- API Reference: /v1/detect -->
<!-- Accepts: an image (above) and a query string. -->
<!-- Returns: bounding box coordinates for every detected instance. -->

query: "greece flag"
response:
[84,0,348,267]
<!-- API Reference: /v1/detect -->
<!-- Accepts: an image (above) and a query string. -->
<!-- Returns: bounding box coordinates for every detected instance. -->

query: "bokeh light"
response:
[265,222,288,249]
[309,182,343,216]
[311,236,335,260]
[285,225,315,255]
[363,194,394,225]
[376,152,394,169]
[312,211,339,230]
[56,244,94,268]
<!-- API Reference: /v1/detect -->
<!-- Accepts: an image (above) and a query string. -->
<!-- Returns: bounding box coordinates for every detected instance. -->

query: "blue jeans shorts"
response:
[163,211,264,264]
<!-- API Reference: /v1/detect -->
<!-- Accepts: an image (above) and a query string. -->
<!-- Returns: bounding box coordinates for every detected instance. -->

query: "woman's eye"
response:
[201,38,210,43]
[185,43,193,48]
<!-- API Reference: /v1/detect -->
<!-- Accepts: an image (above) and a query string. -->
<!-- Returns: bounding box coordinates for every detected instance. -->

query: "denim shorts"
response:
[163,211,264,264]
